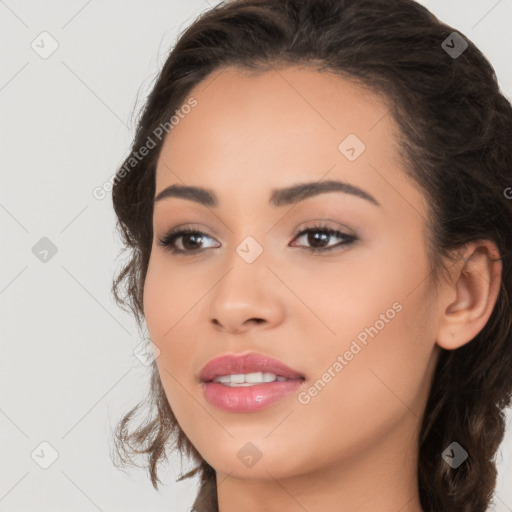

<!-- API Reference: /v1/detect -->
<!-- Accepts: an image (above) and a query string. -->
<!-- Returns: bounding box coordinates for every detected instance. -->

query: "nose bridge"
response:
[206,230,284,332]
[221,206,271,280]
[214,232,269,305]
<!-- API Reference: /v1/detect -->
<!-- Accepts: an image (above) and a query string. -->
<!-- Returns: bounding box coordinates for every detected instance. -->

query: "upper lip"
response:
[199,352,305,382]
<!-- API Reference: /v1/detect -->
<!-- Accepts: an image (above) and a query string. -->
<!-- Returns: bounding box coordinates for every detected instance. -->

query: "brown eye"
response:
[290,225,357,253]
[158,228,219,254]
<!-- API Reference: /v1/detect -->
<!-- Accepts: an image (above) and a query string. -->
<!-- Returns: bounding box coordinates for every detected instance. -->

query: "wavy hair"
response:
[110,1,512,511]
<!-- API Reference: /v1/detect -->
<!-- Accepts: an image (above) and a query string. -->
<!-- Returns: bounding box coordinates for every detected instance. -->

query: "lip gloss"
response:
[202,379,305,412]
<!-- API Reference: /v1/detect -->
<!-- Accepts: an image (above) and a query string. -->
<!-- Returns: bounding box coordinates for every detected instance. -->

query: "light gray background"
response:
[1,1,511,511]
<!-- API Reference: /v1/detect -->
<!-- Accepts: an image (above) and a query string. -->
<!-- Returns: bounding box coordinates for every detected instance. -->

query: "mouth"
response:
[199,352,306,412]
[199,351,305,384]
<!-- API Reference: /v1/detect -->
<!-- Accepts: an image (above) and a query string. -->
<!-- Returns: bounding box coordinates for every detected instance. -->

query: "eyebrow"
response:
[154,180,380,207]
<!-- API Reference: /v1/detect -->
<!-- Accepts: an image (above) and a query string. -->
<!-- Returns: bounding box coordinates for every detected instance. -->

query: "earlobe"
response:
[436,240,502,351]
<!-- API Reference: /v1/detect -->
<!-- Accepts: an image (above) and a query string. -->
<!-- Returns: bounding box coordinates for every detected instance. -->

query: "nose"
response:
[207,253,285,335]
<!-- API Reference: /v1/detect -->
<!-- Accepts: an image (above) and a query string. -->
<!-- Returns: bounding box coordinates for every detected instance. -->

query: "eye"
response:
[157,222,358,256]
[157,226,219,254]
[290,223,357,253]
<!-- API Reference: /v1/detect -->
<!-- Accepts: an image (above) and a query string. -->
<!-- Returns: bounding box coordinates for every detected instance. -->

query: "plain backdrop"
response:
[1,1,511,511]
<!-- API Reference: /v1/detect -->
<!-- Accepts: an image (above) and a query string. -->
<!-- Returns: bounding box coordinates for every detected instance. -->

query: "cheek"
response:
[143,254,203,340]
[143,253,208,394]
[288,238,438,429]
[286,296,438,473]
[143,257,199,407]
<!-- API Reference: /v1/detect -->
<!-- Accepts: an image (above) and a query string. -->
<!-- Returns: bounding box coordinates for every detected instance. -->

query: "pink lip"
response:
[199,352,304,382]
[199,352,306,413]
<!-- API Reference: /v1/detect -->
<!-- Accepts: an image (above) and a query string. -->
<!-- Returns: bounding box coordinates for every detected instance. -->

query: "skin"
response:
[143,65,502,512]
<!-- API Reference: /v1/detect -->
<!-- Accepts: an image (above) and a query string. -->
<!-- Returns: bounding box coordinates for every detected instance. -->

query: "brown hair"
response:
[110,1,512,511]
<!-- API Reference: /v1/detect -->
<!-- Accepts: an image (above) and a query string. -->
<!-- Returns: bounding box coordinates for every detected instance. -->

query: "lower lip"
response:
[202,379,305,412]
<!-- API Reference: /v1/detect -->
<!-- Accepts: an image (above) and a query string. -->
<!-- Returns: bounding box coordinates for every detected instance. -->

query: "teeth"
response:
[231,374,246,384]
[215,375,232,384]
[212,372,290,386]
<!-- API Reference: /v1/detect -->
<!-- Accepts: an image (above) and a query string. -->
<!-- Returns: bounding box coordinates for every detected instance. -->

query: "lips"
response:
[199,352,305,382]
[199,352,306,413]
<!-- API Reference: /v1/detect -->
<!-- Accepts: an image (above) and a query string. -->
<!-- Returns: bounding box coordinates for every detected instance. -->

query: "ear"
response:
[436,240,502,350]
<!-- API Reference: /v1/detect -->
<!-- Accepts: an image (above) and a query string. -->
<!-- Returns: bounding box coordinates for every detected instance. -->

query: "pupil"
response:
[183,233,202,250]
[309,232,329,247]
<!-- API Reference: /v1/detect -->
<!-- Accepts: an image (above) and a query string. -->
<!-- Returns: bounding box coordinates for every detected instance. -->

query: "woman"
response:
[110,1,512,511]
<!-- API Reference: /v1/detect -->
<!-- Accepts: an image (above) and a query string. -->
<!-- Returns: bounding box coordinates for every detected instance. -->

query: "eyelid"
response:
[291,218,356,238]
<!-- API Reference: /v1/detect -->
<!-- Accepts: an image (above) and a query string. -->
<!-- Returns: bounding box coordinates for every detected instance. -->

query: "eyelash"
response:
[157,223,358,255]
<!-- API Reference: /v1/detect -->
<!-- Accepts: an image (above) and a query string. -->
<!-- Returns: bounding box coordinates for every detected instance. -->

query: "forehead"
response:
[154,65,423,217]
[157,64,396,160]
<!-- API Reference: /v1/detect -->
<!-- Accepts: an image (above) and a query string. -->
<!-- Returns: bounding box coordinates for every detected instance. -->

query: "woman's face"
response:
[144,66,442,481]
